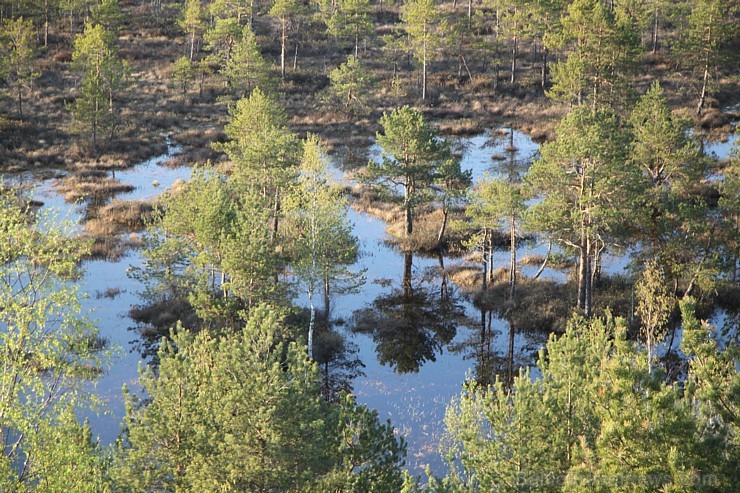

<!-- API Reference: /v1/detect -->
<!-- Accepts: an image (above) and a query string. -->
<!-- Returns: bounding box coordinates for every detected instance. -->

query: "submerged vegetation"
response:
[0,0,738,490]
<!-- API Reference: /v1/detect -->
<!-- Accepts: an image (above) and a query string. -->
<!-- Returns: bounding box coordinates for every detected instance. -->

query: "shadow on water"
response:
[351,252,465,374]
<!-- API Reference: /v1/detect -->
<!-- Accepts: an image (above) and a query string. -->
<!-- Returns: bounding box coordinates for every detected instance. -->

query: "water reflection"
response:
[351,252,465,374]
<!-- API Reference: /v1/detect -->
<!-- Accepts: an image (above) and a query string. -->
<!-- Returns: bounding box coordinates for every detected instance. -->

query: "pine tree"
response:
[325,55,374,115]
[677,0,737,115]
[400,0,444,100]
[179,0,204,61]
[70,22,130,149]
[222,25,273,97]
[525,107,637,315]
[270,0,304,79]
[1,16,39,120]
[326,0,373,59]
[114,306,406,491]
[365,105,449,237]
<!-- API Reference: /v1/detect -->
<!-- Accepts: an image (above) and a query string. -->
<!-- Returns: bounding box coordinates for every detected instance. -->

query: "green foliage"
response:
[400,0,445,99]
[526,107,638,314]
[629,82,700,190]
[222,25,274,98]
[366,105,451,236]
[325,55,375,115]
[628,82,716,295]
[469,175,525,235]
[0,191,107,491]
[635,260,674,373]
[285,135,360,356]
[147,169,285,328]
[214,87,300,196]
[89,0,123,31]
[442,309,737,491]
[270,0,305,78]
[1,16,39,120]
[546,0,640,108]
[675,0,738,114]
[70,22,130,148]
[326,0,374,57]
[179,0,204,60]
[114,306,406,492]
[171,55,196,96]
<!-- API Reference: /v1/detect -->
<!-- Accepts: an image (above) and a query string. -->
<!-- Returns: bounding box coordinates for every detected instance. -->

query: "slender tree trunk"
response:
[652,9,659,54]
[482,229,489,291]
[422,45,427,100]
[404,182,413,235]
[190,31,196,60]
[17,84,23,120]
[541,46,548,91]
[323,273,330,317]
[272,188,280,239]
[437,205,449,245]
[577,226,587,312]
[438,253,448,299]
[584,237,592,316]
[509,214,516,299]
[44,0,49,46]
[492,63,499,95]
[308,287,315,359]
[697,63,709,116]
[506,319,514,386]
[293,42,298,71]
[511,33,517,85]
[280,19,286,79]
[533,239,551,280]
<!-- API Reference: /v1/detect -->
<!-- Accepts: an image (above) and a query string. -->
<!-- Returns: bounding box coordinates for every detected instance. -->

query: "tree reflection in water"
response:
[352,252,465,374]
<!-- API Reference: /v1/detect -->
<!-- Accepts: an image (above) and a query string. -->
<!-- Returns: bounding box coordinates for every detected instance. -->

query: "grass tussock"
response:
[347,184,402,224]
[474,275,572,334]
[55,172,135,203]
[95,200,155,231]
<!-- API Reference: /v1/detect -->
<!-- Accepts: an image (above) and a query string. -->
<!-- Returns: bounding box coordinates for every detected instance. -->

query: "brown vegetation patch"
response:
[55,172,135,203]
[474,276,572,334]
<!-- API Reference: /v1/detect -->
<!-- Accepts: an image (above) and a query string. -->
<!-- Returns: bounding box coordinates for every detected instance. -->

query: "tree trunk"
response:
[272,188,281,239]
[308,288,315,359]
[509,214,516,300]
[533,239,551,280]
[422,45,427,100]
[651,9,659,54]
[482,229,488,291]
[506,319,515,386]
[437,205,449,245]
[541,46,548,91]
[44,0,49,47]
[404,182,413,235]
[280,20,286,79]
[492,63,499,95]
[510,33,517,85]
[323,273,330,317]
[17,84,23,120]
[190,31,196,60]
[697,64,708,116]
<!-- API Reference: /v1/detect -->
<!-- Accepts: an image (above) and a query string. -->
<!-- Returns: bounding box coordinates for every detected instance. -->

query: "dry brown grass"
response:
[55,172,135,203]
[96,200,156,230]
[347,183,402,224]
